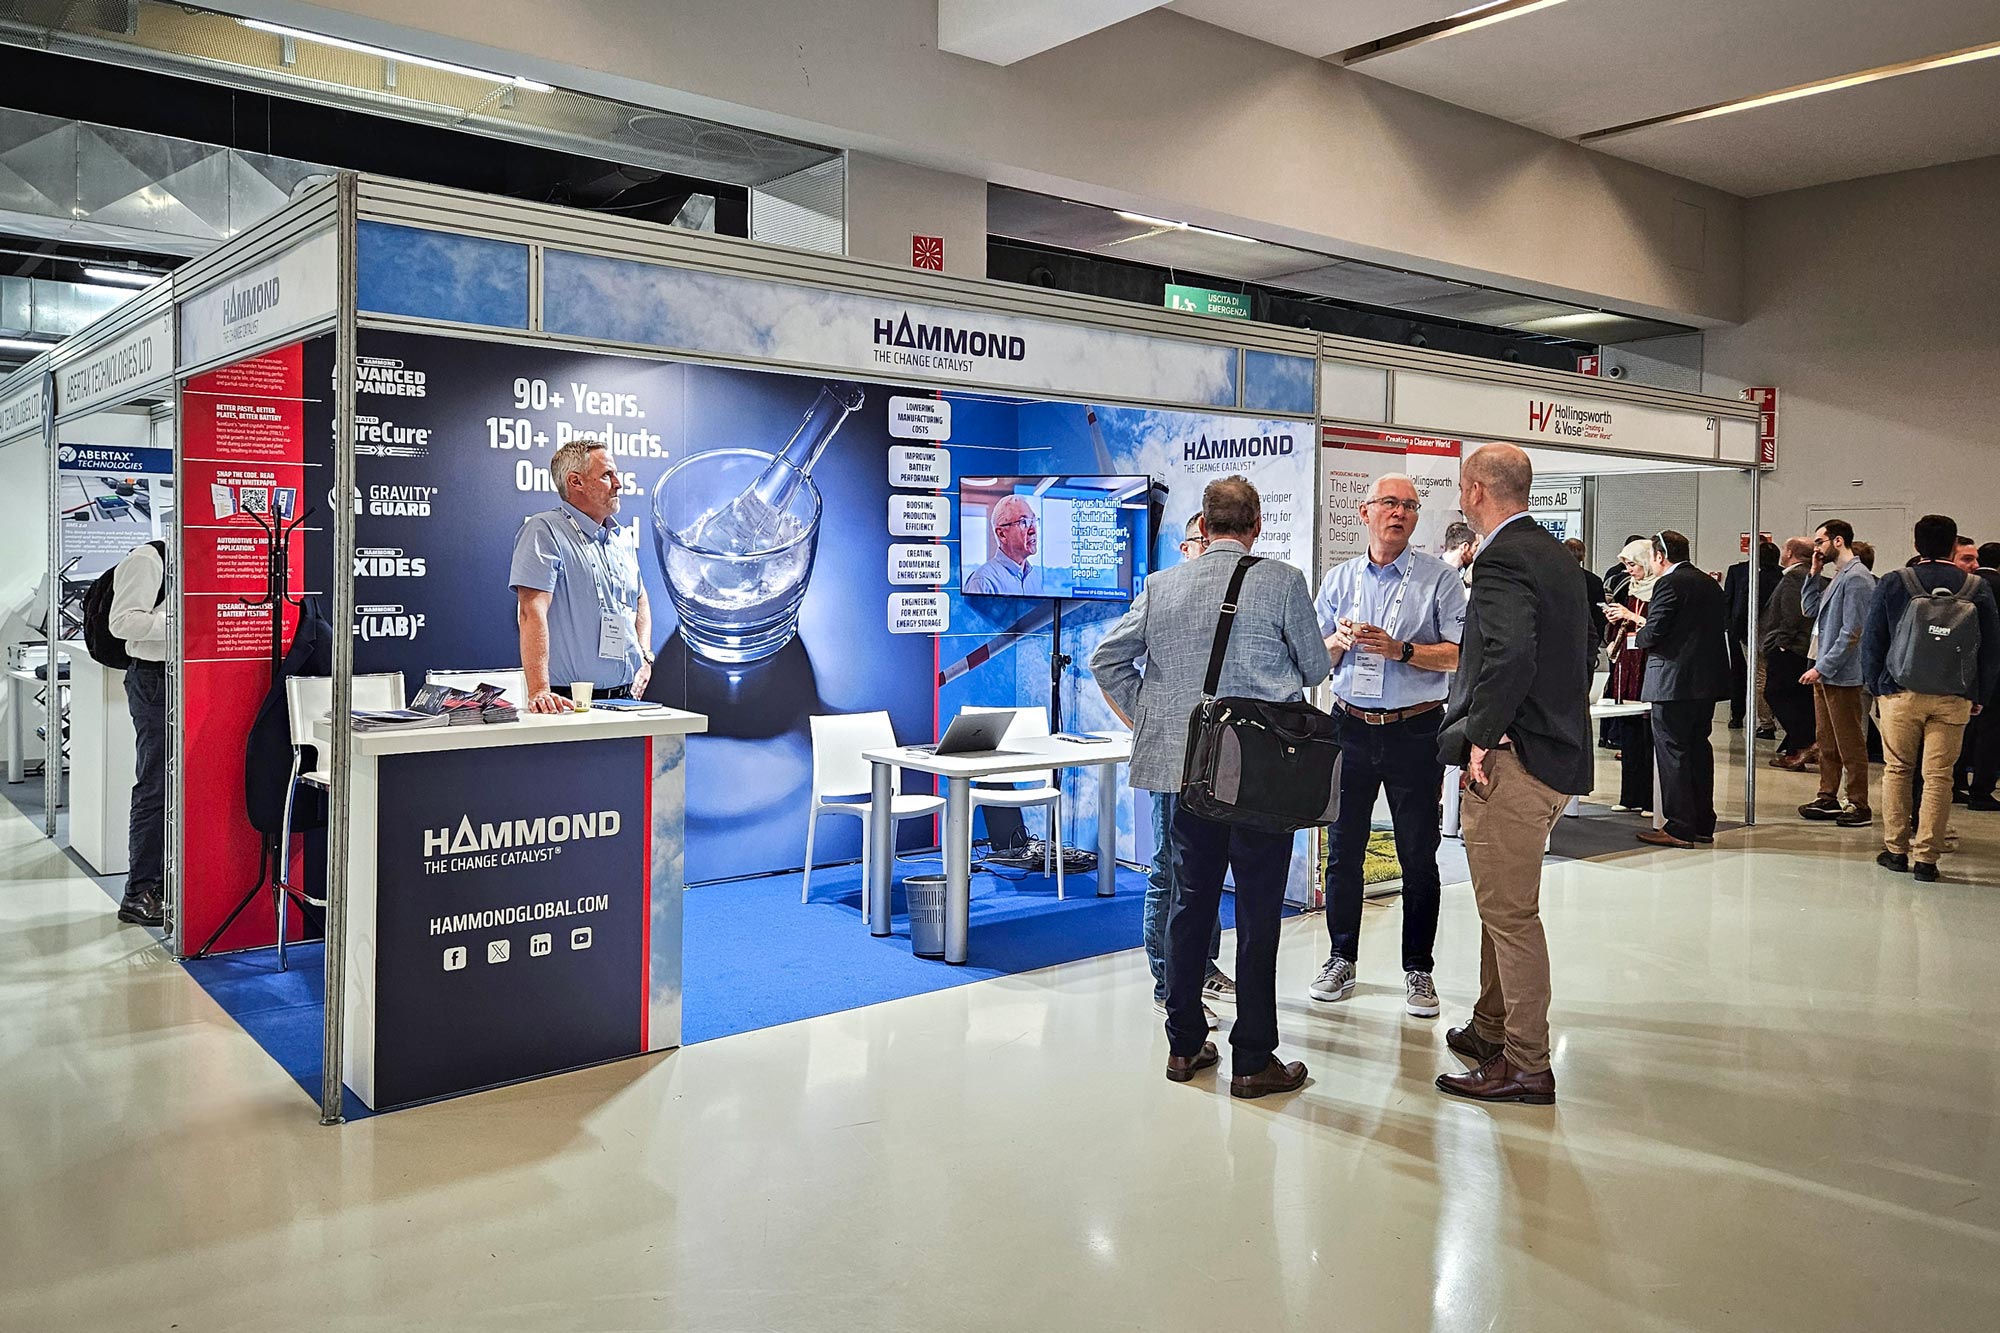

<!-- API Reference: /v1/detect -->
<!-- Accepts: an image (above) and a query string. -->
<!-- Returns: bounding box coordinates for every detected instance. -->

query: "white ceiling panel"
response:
[1166,0,1466,59]
[1590,55,2000,196]
[1350,0,2000,139]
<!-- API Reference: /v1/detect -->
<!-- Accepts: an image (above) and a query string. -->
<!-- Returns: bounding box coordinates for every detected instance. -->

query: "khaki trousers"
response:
[1813,682,1870,809]
[1878,691,1973,865]
[1462,748,1568,1075]
[1754,654,1775,729]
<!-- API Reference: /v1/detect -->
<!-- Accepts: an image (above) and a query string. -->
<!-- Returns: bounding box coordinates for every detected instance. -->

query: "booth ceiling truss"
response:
[0,171,1762,1124]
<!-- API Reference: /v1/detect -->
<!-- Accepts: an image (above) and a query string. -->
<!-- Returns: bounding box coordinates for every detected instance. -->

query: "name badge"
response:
[1352,652,1387,699]
[600,609,626,660]
[1627,634,1639,652]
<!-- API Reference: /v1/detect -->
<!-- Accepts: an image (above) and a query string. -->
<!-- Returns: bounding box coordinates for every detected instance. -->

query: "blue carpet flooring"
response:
[172,854,1197,1115]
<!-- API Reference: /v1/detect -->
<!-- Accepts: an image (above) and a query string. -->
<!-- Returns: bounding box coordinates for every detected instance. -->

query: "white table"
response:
[1442,701,1662,838]
[315,705,708,1111]
[862,734,1132,964]
[67,644,135,875]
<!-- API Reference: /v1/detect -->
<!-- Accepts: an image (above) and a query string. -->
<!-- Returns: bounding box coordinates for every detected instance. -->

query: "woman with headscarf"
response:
[1605,538,1659,814]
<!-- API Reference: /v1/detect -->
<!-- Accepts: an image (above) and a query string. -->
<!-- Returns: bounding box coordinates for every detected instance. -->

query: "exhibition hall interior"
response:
[2,1,1996,1328]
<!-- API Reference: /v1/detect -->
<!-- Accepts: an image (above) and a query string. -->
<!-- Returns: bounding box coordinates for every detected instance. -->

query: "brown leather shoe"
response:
[1446,1023,1503,1065]
[1436,1054,1556,1105]
[1229,1056,1308,1100]
[1166,1042,1219,1083]
[1637,828,1694,848]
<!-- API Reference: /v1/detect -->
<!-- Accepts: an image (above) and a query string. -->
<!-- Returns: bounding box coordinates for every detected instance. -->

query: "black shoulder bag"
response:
[1179,556,1342,832]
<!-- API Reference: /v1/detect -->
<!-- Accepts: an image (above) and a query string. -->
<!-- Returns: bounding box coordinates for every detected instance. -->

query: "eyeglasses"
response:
[996,517,1037,534]
[1367,497,1422,513]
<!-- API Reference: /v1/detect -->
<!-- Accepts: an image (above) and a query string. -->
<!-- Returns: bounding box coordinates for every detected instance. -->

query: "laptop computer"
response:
[906,709,1019,757]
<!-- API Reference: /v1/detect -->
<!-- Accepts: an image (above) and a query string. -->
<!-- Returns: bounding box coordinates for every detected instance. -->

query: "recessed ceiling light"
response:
[1115,210,1181,230]
[239,19,554,91]
[1581,39,2000,141]
[1343,0,1572,64]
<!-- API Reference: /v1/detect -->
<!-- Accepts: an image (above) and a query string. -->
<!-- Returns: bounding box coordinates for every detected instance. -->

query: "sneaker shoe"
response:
[1404,971,1441,1018]
[1154,997,1220,1030]
[1876,850,1909,873]
[1912,862,1940,883]
[1202,969,1236,1003]
[1309,955,1356,1003]
[1835,806,1873,828]
[1799,796,1843,820]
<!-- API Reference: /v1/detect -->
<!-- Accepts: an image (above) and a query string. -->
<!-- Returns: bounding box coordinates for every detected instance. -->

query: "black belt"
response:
[1337,698,1443,726]
[127,658,167,673]
[598,683,634,700]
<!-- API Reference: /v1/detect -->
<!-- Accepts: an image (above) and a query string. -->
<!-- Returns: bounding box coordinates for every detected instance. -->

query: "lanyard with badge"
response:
[1350,563,1417,700]
[563,509,631,661]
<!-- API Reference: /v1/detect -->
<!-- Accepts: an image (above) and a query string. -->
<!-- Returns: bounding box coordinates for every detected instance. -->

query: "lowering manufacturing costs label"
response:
[888,445,950,489]
[888,591,949,634]
[888,494,951,538]
[887,395,951,441]
[887,543,950,586]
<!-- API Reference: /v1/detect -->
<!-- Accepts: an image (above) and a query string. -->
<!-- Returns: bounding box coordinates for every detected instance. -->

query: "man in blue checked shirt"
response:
[1307,473,1468,1020]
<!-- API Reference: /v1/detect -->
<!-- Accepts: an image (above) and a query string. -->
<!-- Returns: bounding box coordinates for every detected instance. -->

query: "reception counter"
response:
[317,706,707,1110]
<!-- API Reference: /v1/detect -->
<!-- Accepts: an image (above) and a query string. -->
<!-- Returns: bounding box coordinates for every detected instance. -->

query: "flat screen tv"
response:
[958,474,1150,602]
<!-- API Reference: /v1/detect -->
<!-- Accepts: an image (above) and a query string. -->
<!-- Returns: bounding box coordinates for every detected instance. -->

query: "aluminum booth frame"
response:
[0,170,1763,1125]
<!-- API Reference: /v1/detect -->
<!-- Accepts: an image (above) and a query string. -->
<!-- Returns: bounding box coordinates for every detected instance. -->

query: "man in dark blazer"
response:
[1614,530,1732,847]
[1435,444,1594,1107]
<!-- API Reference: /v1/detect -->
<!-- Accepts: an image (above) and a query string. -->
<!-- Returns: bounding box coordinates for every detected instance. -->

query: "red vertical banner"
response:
[1742,386,1778,467]
[180,344,310,954]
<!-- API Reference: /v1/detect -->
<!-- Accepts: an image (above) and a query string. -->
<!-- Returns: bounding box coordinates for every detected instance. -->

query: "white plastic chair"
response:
[803,710,945,914]
[963,704,1065,897]
[425,667,528,702]
[276,671,405,969]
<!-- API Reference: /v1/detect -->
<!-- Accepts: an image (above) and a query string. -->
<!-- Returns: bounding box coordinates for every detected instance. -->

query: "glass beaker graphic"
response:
[652,383,864,664]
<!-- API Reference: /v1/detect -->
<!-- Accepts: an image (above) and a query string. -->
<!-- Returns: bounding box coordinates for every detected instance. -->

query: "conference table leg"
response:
[944,776,970,965]
[868,759,894,937]
[1096,761,1118,896]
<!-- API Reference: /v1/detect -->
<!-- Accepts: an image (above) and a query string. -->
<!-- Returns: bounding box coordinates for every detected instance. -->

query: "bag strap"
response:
[1898,567,1924,602]
[1202,556,1261,700]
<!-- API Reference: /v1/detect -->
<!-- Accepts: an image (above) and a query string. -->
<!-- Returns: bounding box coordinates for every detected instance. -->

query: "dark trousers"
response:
[1764,649,1815,755]
[1618,715,1654,810]
[1958,700,2000,798]
[1165,807,1289,1078]
[1727,635,1748,723]
[1652,699,1718,841]
[1323,708,1442,972]
[124,662,167,899]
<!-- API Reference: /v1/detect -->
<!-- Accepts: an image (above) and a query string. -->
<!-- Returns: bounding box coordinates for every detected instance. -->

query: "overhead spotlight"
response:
[1409,332,1429,349]
[1294,315,1316,330]
[1500,347,1522,362]
[1026,265,1056,287]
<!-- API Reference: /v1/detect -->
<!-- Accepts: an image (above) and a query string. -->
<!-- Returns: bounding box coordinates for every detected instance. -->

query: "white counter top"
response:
[315,705,708,757]
[863,733,1131,779]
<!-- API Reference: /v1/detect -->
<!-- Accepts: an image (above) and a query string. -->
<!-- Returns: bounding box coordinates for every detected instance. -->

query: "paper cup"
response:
[568,682,593,711]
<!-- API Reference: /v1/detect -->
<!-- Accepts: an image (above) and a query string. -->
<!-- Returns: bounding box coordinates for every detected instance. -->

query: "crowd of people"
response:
[1092,455,1998,1108]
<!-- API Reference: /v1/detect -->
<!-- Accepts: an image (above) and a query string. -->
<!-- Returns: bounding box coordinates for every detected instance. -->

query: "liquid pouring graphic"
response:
[652,382,866,665]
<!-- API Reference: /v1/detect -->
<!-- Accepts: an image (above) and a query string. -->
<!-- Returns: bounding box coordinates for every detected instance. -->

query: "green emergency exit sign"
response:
[1164,285,1251,320]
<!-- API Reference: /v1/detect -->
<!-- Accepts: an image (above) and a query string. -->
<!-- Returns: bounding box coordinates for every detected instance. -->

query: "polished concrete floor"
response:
[3,739,1998,1331]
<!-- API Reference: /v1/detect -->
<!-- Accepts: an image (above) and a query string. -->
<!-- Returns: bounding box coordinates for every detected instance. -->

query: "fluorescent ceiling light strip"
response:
[1114,211,1259,243]
[1342,0,1570,64]
[1581,39,2000,141]
[0,337,56,352]
[239,19,554,91]
[83,267,161,287]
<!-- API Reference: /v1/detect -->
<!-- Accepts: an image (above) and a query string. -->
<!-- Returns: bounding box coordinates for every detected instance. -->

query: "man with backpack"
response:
[90,540,169,927]
[1862,515,2000,882]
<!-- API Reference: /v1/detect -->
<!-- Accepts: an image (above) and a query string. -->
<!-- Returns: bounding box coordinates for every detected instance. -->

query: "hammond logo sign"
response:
[872,314,1027,374]
[180,229,336,366]
[422,808,624,874]
[1184,431,1295,462]
[1528,399,1614,442]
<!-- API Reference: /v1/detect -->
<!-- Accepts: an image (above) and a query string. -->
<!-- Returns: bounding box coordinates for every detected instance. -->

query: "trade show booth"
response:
[0,170,1766,1123]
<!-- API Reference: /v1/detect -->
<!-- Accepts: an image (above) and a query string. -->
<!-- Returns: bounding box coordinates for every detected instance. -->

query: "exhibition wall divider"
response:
[0,171,1764,1124]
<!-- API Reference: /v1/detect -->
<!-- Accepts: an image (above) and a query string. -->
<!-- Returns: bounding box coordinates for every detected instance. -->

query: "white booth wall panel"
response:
[0,439,48,651]
[58,412,150,449]
[1718,416,1758,465]
[1395,370,1721,461]
[1592,473,1700,574]
[1319,360,1390,424]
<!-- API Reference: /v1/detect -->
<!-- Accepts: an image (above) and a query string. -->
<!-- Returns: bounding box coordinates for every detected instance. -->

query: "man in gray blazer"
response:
[1092,475,1332,1098]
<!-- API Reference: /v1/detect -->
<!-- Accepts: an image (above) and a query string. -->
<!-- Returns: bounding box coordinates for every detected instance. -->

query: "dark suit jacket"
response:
[1440,515,1595,795]
[1634,564,1732,702]
[243,598,333,835]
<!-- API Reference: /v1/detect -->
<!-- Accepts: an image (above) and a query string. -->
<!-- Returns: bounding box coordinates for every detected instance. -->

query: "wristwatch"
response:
[639,647,656,665]
[1398,640,1416,664]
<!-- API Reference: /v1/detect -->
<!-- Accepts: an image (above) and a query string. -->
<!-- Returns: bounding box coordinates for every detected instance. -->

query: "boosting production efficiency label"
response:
[888,494,951,538]
[887,543,950,587]
[888,395,951,441]
[888,445,950,489]
[888,592,948,634]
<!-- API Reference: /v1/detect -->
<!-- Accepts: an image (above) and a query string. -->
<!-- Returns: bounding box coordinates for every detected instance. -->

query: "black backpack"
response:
[82,540,166,669]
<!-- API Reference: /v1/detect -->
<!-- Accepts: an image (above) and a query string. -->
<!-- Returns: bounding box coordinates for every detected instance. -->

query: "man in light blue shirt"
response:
[1307,473,1467,1020]
[963,494,1042,596]
[510,438,652,713]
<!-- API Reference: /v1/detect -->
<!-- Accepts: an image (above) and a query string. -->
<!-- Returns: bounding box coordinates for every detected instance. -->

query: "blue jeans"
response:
[1144,790,1220,1000]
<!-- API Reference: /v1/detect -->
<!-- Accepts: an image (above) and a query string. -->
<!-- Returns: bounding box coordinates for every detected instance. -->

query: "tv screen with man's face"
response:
[959,474,1150,602]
